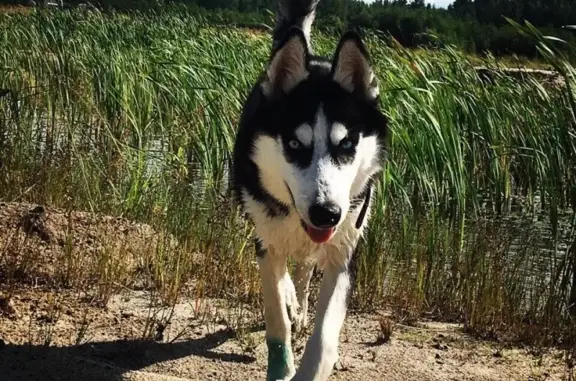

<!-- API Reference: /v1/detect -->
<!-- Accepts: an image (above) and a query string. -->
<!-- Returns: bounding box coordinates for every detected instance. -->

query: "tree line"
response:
[2,0,575,58]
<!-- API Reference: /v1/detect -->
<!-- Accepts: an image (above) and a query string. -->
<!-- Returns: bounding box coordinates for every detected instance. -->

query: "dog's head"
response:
[251,28,387,244]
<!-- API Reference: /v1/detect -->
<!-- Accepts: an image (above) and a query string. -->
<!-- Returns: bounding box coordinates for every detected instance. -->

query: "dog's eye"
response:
[288,139,301,150]
[340,139,354,150]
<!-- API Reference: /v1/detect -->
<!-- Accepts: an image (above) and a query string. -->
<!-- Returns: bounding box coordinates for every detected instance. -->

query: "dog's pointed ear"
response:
[261,28,309,98]
[332,32,379,102]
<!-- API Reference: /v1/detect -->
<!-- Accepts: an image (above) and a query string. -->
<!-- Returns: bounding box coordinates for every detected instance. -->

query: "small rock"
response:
[334,360,348,371]
[37,313,57,324]
[368,349,377,362]
[154,323,166,341]
[20,206,51,242]
[432,342,448,351]
[30,205,45,215]
[435,353,444,364]
[121,312,134,319]
[0,297,17,317]
[294,344,305,354]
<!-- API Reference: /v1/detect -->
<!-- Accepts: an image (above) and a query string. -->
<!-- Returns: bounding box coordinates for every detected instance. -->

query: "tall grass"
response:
[0,9,574,345]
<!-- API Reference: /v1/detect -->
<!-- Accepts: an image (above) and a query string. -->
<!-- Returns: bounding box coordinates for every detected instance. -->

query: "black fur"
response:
[255,238,267,258]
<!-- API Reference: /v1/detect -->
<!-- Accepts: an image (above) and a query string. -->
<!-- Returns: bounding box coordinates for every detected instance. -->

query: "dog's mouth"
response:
[286,183,336,244]
[300,220,335,244]
[305,225,335,243]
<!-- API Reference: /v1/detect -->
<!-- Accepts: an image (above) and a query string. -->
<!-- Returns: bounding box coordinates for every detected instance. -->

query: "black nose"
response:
[308,203,342,228]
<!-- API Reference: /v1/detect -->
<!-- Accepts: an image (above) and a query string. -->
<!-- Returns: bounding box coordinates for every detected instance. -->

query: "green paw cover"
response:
[266,338,290,381]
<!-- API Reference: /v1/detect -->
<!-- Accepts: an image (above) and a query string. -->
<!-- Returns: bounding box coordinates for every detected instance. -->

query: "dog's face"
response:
[251,30,387,244]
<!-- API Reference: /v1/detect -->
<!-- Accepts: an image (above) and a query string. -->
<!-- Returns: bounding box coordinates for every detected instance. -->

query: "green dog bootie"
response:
[266,338,292,381]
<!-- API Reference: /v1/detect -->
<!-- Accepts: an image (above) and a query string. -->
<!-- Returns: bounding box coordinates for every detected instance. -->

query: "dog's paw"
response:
[290,309,307,336]
[286,301,304,335]
[285,298,299,322]
[285,296,306,336]
[284,274,307,336]
[284,276,299,319]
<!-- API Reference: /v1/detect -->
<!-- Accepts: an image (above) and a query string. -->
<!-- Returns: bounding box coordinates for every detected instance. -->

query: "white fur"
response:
[330,123,348,146]
[245,102,381,381]
[292,261,316,333]
[249,106,380,237]
[292,254,352,381]
[301,10,316,50]
[289,107,378,229]
[295,124,313,147]
[310,58,332,70]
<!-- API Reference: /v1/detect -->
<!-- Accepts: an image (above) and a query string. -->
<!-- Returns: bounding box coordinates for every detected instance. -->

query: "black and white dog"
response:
[232,1,387,380]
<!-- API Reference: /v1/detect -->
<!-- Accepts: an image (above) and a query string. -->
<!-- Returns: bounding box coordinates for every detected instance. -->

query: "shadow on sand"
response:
[0,328,256,381]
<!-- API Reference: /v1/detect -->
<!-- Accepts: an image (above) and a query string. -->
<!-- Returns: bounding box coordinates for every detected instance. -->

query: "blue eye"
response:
[340,139,353,150]
[288,139,301,149]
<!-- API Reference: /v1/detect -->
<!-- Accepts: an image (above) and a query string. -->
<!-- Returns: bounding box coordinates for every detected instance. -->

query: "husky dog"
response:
[232,1,387,380]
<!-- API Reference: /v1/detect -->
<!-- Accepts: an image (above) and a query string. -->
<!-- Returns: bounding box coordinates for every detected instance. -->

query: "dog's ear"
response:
[332,32,379,102]
[261,28,309,98]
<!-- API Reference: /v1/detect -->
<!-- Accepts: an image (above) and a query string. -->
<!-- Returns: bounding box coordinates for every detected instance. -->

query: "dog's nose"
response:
[308,203,341,228]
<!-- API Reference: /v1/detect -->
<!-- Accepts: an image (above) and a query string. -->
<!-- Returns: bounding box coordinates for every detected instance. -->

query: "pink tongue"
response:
[305,226,335,243]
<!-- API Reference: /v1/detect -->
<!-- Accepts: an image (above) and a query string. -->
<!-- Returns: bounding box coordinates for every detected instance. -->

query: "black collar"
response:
[355,182,373,229]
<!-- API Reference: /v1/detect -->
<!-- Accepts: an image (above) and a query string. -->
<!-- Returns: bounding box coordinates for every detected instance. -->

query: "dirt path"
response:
[0,289,571,381]
[0,202,572,380]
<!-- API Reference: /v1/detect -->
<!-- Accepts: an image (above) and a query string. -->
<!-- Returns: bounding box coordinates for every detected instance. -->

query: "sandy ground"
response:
[0,202,573,381]
[0,288,572,381]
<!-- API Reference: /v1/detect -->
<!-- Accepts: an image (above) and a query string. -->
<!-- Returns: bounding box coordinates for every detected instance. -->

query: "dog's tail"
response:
[273,0,320,50]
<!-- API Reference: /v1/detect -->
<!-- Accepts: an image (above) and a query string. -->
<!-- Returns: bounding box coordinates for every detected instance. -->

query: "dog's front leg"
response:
[258,247,295,381]
[291,252,352,381]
